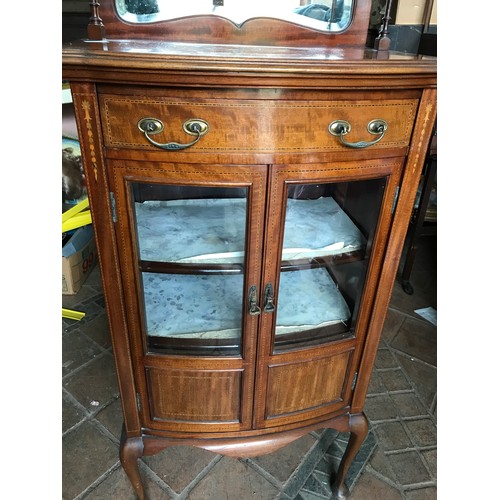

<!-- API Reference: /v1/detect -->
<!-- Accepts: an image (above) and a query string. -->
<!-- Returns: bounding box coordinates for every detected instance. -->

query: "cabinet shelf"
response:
[139,250,366,277]
[135,196,365,266]
[139,260,244,275]
[280,249,366,271]
[144,266,351,353]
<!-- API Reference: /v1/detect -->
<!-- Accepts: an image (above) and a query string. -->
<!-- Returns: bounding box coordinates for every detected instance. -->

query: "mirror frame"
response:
[88,0,371,47]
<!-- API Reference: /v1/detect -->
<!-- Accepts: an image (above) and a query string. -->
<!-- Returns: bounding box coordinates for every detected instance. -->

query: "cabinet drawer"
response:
[99,94,418,153]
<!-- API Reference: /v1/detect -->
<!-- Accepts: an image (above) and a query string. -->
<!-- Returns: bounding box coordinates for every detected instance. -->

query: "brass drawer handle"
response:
[328,119,388,149]
[138,118,209,151]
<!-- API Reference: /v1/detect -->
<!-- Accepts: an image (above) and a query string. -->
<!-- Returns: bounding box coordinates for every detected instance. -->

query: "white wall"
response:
[396,0,437,25]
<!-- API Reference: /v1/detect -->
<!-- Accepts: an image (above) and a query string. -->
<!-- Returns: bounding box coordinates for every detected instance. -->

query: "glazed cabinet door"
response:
[254,158,404,428]
[108,160,267,433]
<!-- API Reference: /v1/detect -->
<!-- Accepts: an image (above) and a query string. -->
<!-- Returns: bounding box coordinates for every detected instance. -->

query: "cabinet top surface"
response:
[63,40,436,68]
[62,39,436,76]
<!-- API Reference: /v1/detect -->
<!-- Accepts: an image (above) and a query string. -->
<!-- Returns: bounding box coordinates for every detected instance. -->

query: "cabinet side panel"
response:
[146,367,242,423]
[351,88,437,413]
[70,82,141,436]
[266,351,351,418]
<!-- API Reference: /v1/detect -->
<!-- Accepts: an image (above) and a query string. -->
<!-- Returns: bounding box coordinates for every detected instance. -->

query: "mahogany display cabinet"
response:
[62,1,437,498]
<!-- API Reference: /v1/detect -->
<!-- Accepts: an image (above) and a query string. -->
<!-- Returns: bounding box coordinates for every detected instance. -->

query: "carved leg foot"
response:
[120,427,145,500]
[330,412,369,499]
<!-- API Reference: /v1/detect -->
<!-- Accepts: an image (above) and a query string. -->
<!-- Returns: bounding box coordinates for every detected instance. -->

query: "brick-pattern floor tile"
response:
[375,421,412,450]
[142,445,217,493]
[251,434,316,483]
[421,449,437,478]
[379,368,412,392]
[390,393,426,418]
[405,418,437,448]
[365,394,399,421]
[186,456,279,500]
[394,355,436,410]
[62,391,86,433]
[94,397,124,440]
[391,318,437,366]
[62,421,118,499]
[349,471,402,500]
[63,353,119,411]
[386,451,431,485]
[62,329,102,376]
[78,313,112,349]
[85,464,172,500]
[405,486,437,499]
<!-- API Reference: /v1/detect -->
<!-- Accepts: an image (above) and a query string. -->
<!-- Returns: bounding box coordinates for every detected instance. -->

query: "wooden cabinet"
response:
[63,2,436,498]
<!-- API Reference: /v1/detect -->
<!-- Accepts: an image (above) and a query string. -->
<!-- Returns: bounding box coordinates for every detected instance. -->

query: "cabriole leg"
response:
[330,412,369,499]
[119,427,145,500]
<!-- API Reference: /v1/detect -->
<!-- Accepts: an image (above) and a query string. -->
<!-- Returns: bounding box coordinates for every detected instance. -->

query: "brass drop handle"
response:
[248,285,261,316]
[263,283,276,313]
[138,118,209,151]
[328,119,388,149]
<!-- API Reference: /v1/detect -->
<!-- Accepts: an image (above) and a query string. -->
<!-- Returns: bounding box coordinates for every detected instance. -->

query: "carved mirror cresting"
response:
[88,0,372,47]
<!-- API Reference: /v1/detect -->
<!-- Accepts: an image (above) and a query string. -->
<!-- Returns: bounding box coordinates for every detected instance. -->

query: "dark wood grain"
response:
[331,412,369,499]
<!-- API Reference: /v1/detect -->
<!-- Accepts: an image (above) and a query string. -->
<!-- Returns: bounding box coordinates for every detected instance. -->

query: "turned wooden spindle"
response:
[88,1,106,40]
[374,0,393,51]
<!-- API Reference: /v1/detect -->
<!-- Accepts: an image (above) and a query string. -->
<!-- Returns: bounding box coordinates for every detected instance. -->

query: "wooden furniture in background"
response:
[63,1,436,498]
[400,129,437,294]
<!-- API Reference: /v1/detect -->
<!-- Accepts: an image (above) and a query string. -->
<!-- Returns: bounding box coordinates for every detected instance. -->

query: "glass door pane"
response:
[131,183,249,356]
[273,179,386,351]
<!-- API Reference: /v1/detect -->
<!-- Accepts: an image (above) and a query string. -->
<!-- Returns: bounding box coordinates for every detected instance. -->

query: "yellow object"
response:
[62,308,86,321]
[62,210,92,232]
[62,197,89,223]
[62,197,91,232]
[62,198,92,319]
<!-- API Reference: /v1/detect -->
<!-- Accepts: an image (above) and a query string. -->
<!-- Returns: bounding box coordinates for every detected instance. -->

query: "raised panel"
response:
[146,367,242,423]
[265,351,351,419]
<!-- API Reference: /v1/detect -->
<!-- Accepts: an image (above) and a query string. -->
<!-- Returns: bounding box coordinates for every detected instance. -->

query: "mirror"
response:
[115,0,354,33]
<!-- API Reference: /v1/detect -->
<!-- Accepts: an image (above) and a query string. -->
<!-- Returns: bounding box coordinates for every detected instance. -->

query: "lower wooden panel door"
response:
[264,344,356,423]
[141,356,253,433]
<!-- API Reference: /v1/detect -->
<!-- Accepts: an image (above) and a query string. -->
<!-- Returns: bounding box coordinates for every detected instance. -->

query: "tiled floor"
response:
[62,237,436,499]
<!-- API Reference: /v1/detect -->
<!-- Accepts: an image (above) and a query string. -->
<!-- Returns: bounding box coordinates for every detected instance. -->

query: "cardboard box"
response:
[62,225,97,295]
